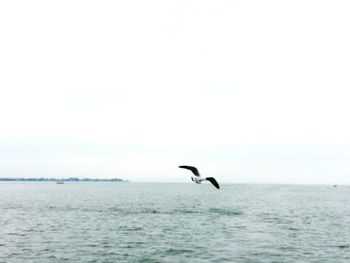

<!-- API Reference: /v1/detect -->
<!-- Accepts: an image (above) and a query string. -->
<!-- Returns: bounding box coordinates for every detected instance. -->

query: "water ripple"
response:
[2,183,350,262]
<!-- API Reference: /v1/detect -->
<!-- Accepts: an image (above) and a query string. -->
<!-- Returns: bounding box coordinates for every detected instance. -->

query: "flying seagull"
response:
[178,165,220,189]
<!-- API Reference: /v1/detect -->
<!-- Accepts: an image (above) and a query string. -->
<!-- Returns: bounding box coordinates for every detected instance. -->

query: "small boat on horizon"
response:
[56,181,64,184]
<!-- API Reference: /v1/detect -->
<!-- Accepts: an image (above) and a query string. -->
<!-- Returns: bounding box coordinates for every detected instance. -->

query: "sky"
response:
[0,0,350,184]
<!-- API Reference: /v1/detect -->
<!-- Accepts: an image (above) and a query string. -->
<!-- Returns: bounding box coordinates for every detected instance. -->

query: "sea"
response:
[1,182,350,262]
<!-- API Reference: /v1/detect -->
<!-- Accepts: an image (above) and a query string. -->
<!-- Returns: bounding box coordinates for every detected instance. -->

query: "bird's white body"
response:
[191,175,205,184]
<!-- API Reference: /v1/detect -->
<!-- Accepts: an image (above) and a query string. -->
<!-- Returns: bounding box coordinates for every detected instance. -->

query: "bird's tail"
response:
[205,177,220,189]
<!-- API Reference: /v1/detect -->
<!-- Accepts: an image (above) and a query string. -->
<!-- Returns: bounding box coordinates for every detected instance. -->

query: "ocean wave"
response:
[209,208,243,216]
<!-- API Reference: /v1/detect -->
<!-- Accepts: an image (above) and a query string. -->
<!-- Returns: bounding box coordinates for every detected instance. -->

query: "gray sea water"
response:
[1,182,350,262]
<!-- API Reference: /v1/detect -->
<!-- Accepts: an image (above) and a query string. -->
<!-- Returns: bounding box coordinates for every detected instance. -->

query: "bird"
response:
[178,165,220,189]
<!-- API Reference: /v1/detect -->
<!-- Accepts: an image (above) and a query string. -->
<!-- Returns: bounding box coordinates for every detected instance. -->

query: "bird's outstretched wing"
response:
[178,165,200,176]
[205,177,220,189]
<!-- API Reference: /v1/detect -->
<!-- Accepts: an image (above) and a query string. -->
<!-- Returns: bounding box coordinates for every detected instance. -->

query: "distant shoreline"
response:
[0,177,128,182]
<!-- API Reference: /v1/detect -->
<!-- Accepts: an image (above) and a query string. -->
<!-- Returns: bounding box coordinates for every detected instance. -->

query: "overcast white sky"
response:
[1,0,350,183]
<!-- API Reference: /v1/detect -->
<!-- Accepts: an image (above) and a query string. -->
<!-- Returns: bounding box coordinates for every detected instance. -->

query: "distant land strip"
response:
[0,177,128,182]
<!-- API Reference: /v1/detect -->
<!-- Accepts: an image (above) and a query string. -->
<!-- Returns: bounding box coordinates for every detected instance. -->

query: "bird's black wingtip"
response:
[206,177,220,189]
